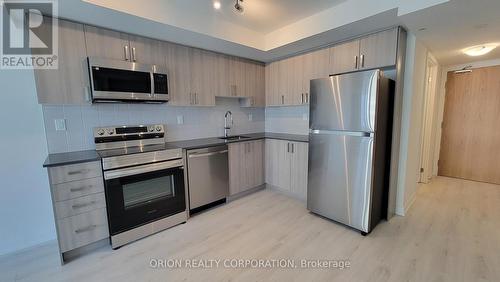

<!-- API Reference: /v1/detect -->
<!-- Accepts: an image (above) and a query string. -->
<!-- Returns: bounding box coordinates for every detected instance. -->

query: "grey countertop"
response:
[167,132,308,150]
[43,150,101,168]
[43,132,308,167]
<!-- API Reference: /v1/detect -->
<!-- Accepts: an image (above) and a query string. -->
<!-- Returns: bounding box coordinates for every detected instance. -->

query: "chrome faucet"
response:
[224,111,233,137]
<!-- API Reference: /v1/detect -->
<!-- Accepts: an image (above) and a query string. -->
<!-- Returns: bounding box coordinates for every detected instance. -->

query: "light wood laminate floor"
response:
[1,177,499,282]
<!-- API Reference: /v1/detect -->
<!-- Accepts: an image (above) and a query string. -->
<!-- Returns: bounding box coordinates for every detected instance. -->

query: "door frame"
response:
[418,55,438,183]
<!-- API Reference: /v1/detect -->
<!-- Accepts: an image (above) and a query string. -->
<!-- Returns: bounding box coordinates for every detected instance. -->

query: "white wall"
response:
[395,33,433,215]
[0,70,56,256]
[432,58,500,176]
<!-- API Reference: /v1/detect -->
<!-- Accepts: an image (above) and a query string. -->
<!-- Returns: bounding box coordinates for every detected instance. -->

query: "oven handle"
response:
[104,159,183,180]
[188,150,228,159]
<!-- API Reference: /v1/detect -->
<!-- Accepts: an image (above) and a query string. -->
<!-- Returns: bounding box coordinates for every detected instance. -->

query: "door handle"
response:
[281,95,284,105]
[291,143,295,153]
[132,47,137,62]
[354,55,358,69]
[301,93,304,104]
[360,54,365,68]
[287,142,290,153]
[124,45,130,61]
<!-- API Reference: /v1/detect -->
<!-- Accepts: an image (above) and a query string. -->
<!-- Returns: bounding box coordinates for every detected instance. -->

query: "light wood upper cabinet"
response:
[34,19,89,104]
[168,45,191,106]
[265,61,280,106]
[329,40,361,75]
[228,57,245,97]
[128,35,158,65]
[329,28,399,75]
[359,28,398,70]
[84,26,130,61]
[216,54,231,97]
[229,140,265,195]
[242,62,265,107]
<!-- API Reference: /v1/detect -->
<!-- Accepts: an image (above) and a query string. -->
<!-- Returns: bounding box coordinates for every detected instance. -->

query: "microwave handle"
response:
[104,159,183,180]
[150,72,155,95]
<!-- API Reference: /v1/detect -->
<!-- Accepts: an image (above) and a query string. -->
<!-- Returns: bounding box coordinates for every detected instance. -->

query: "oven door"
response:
[103,159,185,235]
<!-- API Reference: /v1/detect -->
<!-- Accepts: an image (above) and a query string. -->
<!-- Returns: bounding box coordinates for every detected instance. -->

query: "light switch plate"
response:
[177,115,184,125]
[54,119,66,131]
[248,113,253,121]
[302,113,308,121]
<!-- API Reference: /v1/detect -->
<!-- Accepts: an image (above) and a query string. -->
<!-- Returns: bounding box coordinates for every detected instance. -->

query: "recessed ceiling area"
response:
[56,0,500,65]
[212,0,346,33]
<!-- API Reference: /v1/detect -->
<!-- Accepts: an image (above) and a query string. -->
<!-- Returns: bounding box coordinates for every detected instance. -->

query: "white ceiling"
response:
[400,0,500,66]
[55,0,500,65]
[212,0,346,33]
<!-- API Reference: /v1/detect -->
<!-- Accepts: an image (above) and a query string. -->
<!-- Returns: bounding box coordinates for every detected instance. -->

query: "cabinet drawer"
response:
[56,208,109,253]
[54,193,106,219]
[52,177,104,202]
[49,161,102,184]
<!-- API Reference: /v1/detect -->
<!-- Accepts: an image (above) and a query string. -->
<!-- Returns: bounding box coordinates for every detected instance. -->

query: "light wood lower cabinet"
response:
[229,139,265,195]
[265,139,308,200]
[46,161,109,264]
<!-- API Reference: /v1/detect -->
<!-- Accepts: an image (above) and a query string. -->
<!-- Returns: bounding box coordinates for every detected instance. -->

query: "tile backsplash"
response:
[265,105,309,135]
[42,98,265,153]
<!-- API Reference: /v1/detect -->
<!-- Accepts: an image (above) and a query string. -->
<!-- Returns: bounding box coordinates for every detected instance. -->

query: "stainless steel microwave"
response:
[88,57,169,103]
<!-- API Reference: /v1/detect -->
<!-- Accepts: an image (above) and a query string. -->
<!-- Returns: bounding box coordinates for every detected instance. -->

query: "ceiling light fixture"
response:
[234,0,244,14]
[213,1,221,10]
[462,44,498,57]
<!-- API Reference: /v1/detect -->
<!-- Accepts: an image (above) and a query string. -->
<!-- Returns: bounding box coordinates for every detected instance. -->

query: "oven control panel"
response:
[93,124,165,138]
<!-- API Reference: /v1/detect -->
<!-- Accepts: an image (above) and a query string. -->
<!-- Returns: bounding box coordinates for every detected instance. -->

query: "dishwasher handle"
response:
[188,150,228,159]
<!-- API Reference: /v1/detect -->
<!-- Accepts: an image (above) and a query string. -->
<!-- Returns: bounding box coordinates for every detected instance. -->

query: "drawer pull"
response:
[75,225,97,234]
[70,185,92,192]
[67,169,90,175]
[72,201,96,209]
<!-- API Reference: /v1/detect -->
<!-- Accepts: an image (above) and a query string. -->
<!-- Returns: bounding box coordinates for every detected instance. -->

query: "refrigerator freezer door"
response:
[307,130,374,232]
[309,70,379,132]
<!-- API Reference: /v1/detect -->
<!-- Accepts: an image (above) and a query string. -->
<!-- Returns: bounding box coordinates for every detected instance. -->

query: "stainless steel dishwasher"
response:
[187,145,229,211]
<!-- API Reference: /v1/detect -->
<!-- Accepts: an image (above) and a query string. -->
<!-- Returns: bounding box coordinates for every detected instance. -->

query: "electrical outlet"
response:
[54,119,66,131]
[177,115,184,125]
[302,113,308,121]
[248,113,253,121]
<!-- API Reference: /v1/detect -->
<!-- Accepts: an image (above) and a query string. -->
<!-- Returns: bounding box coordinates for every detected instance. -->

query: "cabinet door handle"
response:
[281,95,284,105]
[72,201,96,209]
[132,47,137,62]
[287,142,290,153]
[75,225,97,234]
[360,54,365,68]
[305,93,309,104]
[291,143,295,153]
[70,185,92,193]
[195,93,198,105]
[354,55,358,69]
[124,45,130,61]
[301,93,304,104]
[67,169,90,176]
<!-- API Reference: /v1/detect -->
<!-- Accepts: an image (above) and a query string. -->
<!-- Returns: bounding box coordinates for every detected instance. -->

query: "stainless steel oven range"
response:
[94,124,186,249]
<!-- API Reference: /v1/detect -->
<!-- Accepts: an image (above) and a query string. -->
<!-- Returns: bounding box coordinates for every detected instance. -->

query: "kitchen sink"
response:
[218,135,250,141]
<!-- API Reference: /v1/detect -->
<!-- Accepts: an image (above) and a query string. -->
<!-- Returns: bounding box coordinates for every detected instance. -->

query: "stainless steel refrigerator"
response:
[307,69,394,234]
